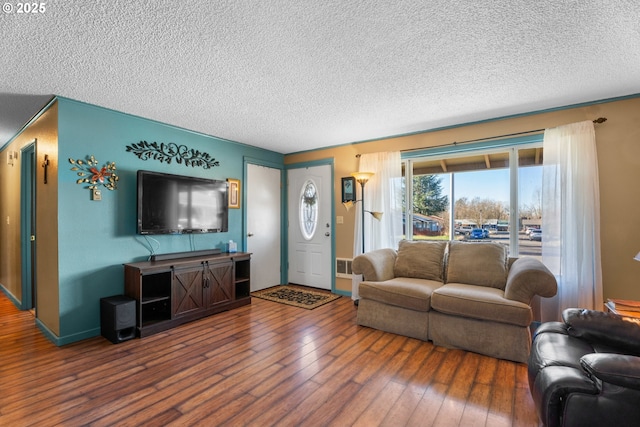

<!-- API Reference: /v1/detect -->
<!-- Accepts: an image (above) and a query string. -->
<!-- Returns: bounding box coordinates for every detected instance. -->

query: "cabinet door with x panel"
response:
[172,265,205,318]
[204,260,234,308]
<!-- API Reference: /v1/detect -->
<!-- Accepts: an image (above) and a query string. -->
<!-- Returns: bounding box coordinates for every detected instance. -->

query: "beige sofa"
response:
[352,240,557,363]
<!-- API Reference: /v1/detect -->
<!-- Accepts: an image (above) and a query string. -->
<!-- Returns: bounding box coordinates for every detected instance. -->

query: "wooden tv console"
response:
[124,251,251,337]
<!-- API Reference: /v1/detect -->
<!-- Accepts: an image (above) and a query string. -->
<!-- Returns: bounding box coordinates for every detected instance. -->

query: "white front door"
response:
[287,165,332,290]
[246,163,281,292]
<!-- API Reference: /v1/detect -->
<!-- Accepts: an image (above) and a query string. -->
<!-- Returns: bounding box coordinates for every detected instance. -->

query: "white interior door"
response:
[287,165,332,290]
[246,164,281,292]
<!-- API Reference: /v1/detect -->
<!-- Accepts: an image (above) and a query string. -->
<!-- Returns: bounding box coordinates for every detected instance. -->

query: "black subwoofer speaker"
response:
[100,295,136,344]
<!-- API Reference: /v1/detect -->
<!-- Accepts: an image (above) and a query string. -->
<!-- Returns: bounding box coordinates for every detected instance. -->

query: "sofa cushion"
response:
[359,277,444,312]
[393,240,447,282]
[446,241,508,289]
[563,308,640,355]
[528,323,597,374]
[431,283,532,326]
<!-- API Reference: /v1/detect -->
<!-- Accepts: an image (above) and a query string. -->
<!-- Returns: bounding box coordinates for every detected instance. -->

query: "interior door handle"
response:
[248,232,254,237]
[325,232,330,237]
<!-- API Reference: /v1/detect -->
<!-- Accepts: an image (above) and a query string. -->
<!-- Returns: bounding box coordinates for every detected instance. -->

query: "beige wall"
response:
[285,97,640,300]
[35,102,60,334]
[0,102,60,334]
[0,137,24,299]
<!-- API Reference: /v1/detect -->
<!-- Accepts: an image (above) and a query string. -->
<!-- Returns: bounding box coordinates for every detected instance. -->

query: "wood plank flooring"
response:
[0,291,541,426]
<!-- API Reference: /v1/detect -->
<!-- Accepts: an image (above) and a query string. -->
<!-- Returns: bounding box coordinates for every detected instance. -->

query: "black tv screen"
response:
[137,170,228,234]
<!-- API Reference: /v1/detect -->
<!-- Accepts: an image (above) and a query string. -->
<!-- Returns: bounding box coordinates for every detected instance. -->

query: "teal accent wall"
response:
[55,98,283,343]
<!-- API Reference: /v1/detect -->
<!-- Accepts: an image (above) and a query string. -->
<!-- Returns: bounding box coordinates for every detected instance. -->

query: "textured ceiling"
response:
[1,0,639,154]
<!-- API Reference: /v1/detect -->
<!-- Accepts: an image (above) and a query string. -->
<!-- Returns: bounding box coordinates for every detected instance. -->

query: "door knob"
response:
[325,232,330,237]
[248,232,254,237]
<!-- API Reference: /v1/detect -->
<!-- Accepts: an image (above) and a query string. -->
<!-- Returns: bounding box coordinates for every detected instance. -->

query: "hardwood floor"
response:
[0,291,541,426]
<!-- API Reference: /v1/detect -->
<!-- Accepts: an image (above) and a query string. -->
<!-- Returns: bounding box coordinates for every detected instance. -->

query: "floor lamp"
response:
[352,172,375,254]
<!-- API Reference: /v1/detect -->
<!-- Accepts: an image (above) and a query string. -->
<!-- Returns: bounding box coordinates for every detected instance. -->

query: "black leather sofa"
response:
[528,308,640,427]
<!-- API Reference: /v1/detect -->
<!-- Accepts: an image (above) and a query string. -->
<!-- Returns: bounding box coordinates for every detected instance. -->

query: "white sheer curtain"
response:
[541,120,603,321]
[351,151,403,300]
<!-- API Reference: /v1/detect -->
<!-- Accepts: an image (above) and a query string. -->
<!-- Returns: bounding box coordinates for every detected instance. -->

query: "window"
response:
[403,140,543,259]
[299,179,318,240]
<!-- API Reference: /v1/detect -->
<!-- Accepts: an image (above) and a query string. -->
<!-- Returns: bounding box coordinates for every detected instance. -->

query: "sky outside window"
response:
[437,167,541,207]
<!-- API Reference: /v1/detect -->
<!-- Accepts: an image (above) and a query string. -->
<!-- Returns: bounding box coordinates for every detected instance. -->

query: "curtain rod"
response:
[355,117,607,157]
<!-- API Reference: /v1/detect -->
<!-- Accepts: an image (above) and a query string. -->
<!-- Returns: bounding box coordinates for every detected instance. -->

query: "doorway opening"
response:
[21,142,36,311]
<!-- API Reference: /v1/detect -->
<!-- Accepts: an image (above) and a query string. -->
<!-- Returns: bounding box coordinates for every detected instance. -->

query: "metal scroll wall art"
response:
[125,140,220,169]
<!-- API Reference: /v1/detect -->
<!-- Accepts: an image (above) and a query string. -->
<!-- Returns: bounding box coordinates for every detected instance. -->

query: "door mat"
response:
[251,285,341,309]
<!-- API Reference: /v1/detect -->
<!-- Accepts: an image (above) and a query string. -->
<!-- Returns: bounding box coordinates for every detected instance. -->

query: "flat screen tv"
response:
[137,170,228,234]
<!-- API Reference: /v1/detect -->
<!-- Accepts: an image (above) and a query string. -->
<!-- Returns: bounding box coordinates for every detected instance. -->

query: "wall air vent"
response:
[336,258,353,278]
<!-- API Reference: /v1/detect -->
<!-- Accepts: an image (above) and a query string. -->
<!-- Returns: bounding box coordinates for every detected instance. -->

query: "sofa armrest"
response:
[504,257,557,304]
[532,365,598,427]
[581,353,640,391]
[352,248,397,282]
